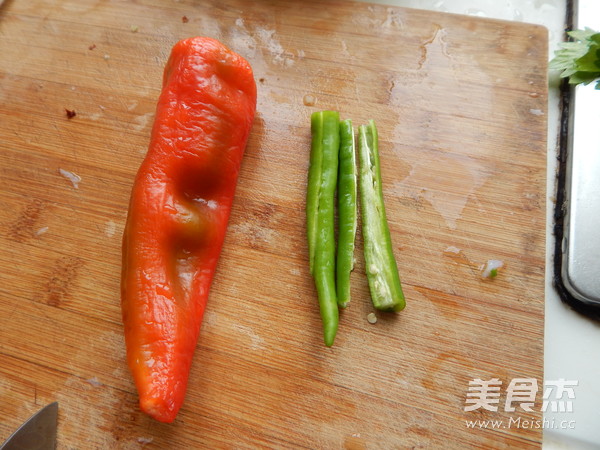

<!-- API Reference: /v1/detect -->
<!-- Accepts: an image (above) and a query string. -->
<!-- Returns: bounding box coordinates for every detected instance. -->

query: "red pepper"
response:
[121,37,256,423]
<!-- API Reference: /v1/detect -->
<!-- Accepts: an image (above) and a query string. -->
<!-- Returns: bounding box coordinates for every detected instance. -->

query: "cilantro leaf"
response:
[568,28,597,42]
[550,28,600,89]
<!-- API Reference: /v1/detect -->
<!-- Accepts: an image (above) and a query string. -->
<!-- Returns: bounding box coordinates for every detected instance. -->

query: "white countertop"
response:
[362,1,600,448]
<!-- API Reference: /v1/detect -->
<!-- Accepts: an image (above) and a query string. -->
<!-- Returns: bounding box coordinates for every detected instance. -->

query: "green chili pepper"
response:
[336,119,357,308]
[358,120,405,312]
[307,113,323,275]
[307,111,340,346]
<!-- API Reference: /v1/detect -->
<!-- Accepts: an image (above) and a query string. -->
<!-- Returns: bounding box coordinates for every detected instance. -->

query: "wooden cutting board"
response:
[0,0,547,448]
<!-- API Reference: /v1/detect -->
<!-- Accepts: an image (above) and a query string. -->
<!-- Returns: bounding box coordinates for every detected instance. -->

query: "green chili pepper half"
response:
[307,111,340,346]
[336,119,357,308]
[358,120,406,312]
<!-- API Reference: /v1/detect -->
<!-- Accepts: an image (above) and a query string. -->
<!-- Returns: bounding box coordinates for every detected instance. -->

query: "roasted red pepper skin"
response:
[121,37,256,423]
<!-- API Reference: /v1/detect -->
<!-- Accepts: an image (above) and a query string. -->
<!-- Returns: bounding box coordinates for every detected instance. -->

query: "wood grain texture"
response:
[0,0,547,448]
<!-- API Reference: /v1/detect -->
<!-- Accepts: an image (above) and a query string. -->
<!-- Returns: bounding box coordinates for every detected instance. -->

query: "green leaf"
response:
[589,32,600,45]
[550,44,588,72]
[574,45,600,72]
[550,28,600,86]
[567,28,597,42]
[568,71,600,85]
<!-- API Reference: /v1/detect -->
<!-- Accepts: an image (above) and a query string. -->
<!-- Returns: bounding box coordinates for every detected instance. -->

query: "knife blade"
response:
[0,402,58,450]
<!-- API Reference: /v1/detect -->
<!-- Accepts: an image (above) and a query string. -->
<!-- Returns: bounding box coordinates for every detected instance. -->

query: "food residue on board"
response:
[182,15,189,23]
[481,259,504,279]
[65,108,76,119]
[255,27,294,67]
[85,377,102,387]
[303,94,316,106]
[35,226,49,236]
[444,246,460,254]
[88,43,96,51]
[367,312,378,324]
[105,220,116,238]
[59,168,82,189]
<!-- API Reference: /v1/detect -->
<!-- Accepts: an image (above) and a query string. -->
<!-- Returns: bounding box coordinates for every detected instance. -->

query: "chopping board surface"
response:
[0,0,547,448]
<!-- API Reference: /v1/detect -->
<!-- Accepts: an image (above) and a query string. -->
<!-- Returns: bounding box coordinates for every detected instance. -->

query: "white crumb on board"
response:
[480,259,504,278]
[86,376,102,387]
[35,226,49,236]
[59,168,81,189]
[104,220,116,238]
[132,112,154,131]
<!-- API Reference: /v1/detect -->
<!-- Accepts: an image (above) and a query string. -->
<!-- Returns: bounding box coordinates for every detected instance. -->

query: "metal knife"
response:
[0,402,58,450]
